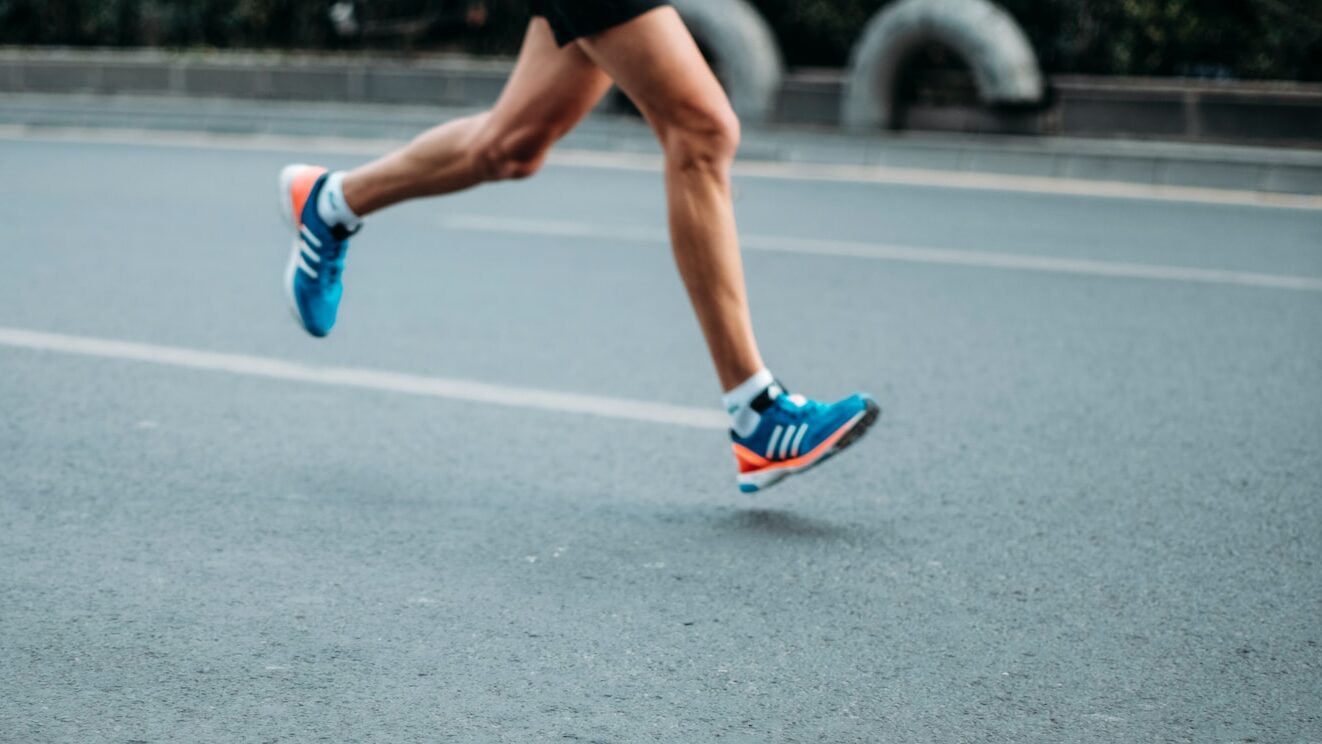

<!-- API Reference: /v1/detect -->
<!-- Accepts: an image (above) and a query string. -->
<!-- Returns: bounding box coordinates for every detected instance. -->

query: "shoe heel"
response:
[277,164,313,228]
[737,469,786,493]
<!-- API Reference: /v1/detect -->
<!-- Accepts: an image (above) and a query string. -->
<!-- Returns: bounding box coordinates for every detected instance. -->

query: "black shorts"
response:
[531,0,671,46]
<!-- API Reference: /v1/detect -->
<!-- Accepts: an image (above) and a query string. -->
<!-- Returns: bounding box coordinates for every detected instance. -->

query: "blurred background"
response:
[1,0,1320,147]
[4,0,1320,77]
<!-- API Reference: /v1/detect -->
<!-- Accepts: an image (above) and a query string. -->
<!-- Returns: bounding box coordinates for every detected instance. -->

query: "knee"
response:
[659,102,741,175]
[472,120,556,182]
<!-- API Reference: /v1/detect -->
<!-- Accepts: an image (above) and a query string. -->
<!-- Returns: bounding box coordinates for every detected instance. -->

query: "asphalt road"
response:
[2,134,1320,743]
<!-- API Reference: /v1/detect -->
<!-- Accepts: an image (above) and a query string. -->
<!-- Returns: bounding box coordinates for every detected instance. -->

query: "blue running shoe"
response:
[278,164,358,338]
[731,388,881,493]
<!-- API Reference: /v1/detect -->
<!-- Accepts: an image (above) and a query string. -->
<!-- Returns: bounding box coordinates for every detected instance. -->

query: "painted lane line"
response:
[2,125,1319,212]
[439,215,1322,293]
[556,148,1322,212]
[0,327,727,431]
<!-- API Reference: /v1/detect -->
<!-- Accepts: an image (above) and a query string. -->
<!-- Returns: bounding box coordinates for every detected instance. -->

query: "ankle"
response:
[317,171,364,230]
[722,368,781,436]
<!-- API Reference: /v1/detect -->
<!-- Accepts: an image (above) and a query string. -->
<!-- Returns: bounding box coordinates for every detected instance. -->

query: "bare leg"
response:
[341,19,612,216]
[576,8,764,390]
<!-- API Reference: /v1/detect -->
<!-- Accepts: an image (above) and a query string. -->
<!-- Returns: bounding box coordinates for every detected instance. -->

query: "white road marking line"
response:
[556,149,1322,212]
[440,214,1322,293]
[0,327,727,430]
[0,125,403,157]
[2,125,1318,211]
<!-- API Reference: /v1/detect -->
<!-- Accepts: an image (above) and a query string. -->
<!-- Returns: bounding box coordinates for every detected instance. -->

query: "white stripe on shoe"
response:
[300,225,322,248]
[765,425,784,459]
[779,424,795,459]
[790,423,809,457]
[295,252,319,279]
[299,241,321,263]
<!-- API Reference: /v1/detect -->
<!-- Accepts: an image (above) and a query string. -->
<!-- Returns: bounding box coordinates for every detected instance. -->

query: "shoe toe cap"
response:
[292,282,340,337]
[836,393,873,417]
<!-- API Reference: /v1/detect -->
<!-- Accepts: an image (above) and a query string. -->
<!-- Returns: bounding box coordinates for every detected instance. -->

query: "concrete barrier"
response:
[0,21,785,123]
[0,48,513,106]
[842,0,1044,130]
[3,48,1318,149]
[671,0,784,122]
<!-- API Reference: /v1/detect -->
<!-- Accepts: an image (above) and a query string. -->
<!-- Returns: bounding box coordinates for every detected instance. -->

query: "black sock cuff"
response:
[749,382,786,414]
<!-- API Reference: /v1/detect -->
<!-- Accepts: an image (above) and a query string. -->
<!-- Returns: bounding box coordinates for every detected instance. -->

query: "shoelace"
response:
[322,247,344,283]
[320,224,358,284]
[773,393,823,421]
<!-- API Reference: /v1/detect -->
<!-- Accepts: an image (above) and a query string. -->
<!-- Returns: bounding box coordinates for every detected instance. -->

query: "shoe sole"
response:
[737,397,882,493]
[278,164,310,329]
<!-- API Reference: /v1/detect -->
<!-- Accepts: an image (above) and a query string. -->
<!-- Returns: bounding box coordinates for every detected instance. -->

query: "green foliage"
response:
[998,0,1322,80]
[749,0,881,68]
[0,0,1317,81]
[0,0,329,48]
[747,0,1321,80]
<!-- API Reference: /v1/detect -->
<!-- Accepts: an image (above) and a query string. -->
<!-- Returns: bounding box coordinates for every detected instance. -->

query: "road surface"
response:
[1,133,1320,742]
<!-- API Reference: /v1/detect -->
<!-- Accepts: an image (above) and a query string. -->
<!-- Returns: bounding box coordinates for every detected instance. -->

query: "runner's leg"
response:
[341,18,612,216]
[575,8,764,390]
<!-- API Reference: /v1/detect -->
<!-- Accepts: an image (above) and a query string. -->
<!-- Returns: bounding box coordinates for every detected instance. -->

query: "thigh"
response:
[572,7,732,132]
[488,17,613,137]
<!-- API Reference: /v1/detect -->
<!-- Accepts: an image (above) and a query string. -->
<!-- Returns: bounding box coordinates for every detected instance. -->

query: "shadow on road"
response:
[720,508,852,540]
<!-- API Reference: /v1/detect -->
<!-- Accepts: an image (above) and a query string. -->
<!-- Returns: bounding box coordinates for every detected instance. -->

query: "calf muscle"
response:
[578,8,764,390]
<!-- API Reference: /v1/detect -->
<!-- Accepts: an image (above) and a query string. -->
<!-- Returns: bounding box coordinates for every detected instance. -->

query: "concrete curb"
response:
[3,92,1320,196]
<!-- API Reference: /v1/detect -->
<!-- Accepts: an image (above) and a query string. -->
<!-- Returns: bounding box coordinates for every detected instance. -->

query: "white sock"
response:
[317,171,362,230]
[722,368,781,437]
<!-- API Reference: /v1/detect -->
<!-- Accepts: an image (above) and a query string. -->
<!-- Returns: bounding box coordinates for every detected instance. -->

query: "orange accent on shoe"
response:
[288,166,328,228]
[734,413,862,475]
[732,443,770,473]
